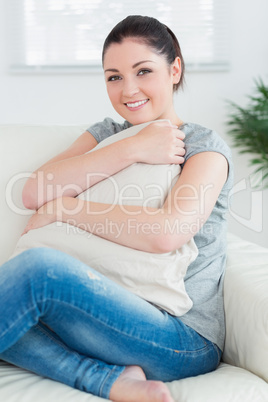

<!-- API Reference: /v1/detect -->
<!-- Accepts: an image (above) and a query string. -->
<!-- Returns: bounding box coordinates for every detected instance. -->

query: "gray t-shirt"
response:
[87,118,233,351]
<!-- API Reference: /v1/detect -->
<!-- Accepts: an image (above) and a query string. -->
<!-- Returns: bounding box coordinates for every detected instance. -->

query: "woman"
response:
[0,15,232,402]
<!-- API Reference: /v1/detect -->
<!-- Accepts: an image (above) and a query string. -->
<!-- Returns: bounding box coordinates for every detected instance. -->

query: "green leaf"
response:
[226,78,268,188]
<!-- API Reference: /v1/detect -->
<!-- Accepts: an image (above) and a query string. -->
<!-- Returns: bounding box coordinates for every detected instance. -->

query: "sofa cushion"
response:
[167,362,268,402]
[223,233,268,383]
[0,361,267,402]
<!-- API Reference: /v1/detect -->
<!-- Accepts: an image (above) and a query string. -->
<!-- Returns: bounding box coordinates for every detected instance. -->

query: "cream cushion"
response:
[11,121,198,316]
[223,233,268,382]
[1,361,268,402]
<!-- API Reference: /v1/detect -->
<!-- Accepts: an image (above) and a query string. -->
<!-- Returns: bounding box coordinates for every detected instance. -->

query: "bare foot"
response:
[109,365,175,402]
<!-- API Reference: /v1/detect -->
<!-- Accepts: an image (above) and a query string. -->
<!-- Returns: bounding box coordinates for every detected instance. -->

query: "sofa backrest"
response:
[0,124,87,264]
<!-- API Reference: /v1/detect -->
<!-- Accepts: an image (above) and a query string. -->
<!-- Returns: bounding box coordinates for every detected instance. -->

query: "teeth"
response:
[126,99,148,108]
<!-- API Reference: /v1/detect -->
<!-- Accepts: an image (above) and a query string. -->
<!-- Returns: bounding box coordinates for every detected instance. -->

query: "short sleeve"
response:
[182,123,233,191]
[86,118,132,143]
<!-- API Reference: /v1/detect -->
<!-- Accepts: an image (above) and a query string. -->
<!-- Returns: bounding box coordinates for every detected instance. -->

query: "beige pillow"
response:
[12,121,198,316]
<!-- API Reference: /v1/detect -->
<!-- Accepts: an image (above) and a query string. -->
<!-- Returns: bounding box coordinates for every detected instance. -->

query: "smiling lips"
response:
[125,99,149,109]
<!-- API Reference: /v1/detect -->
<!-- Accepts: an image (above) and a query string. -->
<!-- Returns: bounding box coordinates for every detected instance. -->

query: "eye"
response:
[137,69,152,76]
[107,75,121,82]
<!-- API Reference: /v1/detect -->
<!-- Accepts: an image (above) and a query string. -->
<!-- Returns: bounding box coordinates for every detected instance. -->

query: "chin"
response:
[125,115,156,126]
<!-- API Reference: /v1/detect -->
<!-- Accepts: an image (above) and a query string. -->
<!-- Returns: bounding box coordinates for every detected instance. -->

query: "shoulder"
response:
[182,122,231,160]
[86,118,132,143]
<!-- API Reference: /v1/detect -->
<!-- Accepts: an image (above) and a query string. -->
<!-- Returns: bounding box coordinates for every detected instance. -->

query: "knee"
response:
[0,248,57,292]
[9,248,63,278]
[6,247,85,286]
[15,247,55,264]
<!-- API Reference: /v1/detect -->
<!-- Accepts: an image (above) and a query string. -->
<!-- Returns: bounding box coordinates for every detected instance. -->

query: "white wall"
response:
[1,0,268,247]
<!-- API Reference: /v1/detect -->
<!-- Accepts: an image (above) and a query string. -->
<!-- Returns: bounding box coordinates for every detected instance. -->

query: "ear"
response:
[171,57,182,85]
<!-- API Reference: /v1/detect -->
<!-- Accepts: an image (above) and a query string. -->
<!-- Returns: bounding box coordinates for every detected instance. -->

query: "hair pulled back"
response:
[102,15,185,91]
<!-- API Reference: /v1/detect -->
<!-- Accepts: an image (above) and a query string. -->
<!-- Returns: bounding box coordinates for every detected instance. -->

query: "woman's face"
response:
[103,38,181,125]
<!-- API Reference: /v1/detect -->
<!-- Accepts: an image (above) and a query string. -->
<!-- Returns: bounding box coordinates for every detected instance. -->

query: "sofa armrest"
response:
[223,233,268,382]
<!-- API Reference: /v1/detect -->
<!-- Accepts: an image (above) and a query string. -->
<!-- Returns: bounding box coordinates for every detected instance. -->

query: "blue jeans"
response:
[0,248,221,399]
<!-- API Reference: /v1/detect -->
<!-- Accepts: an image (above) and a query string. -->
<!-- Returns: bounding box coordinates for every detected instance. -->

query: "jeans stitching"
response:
[37,324,80,355]
[39,298,185,352]
[37,323,104,370]
[0,305,39,353]
[37,323,109,395]
[99,365,124,399]
[38,298,215,359]
[173,341,213,357]
[212,342,222,366]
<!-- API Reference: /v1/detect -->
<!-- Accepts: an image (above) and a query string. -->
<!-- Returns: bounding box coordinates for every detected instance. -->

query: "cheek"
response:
[148,85,164,103]
[153,81,173,103]
[107,85,121,106]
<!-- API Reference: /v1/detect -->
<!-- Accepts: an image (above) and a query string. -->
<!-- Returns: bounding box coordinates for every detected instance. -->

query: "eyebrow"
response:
[104,60,155,73]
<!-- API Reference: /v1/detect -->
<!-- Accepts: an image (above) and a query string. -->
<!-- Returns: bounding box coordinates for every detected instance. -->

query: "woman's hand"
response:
[131,120,186,165]
[22,199,58,235]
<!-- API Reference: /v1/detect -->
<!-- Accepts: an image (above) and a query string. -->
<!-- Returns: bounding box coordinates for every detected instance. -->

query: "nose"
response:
[122,77,139,98]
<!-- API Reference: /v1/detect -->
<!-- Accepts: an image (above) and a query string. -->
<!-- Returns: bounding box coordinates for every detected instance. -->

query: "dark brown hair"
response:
[102,15,185,91]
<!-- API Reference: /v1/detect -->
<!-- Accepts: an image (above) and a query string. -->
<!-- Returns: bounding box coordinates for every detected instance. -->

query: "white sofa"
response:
[0,124,268,402]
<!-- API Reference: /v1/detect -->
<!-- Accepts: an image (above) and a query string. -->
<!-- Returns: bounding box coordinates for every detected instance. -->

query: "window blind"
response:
[6,0,230,73]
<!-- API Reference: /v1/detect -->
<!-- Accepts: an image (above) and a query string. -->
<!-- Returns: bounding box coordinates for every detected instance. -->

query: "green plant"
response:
[226,79,268,188]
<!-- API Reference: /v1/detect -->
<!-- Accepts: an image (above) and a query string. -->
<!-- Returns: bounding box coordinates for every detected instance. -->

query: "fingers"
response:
[175,131,186,159]
[176,146,186,157]
[21,223,31,236]
[169,154,185,165]
[175,138,185,149]
[136,120,186,165]
[167,127,186,164]
[176,129,185,140]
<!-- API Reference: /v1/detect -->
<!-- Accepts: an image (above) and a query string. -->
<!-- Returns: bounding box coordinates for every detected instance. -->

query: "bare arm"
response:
[23,152,228,253]
[22,130,136,210]
[22,121,185,211]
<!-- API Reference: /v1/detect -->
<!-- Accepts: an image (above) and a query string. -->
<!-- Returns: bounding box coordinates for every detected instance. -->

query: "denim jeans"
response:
[0,248,221,399]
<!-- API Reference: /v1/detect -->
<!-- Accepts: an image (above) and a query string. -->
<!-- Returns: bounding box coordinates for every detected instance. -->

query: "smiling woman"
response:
[0,14,232,402]
[101,17,185,127]
[103,40,182,126]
